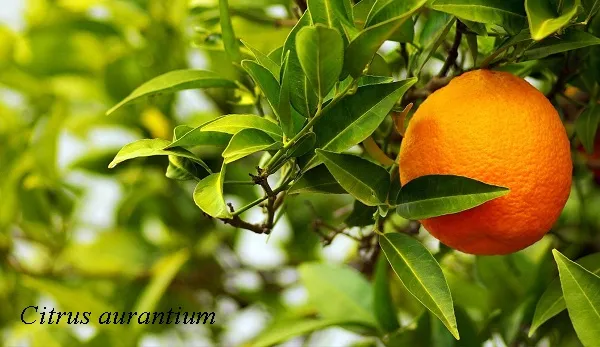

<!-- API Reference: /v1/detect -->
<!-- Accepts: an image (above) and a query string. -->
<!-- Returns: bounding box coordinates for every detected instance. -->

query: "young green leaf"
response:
[282,11,318,117]
[529,253,600,336]
[108,139,210,174]
[344,0,426,77]
[219,0,241,63]
[553,249,600,347]
[166,155,207,181]
[316,149,390,206]
[106,70,237,115]
[288,164,346,195]
[222,129,282,163]
[526,0,580,41]
[193,165,232,219]
[250,318,359,347]
[373,254,401,332]
[431,0,526,34]
[285,131,316,158]
[314,79,417,154]
[396,175,510,220]
[522,29,600,60]
[200,114,283,140]
[575,104,600,154]
[241,39,280,78]
[242,60,282,117]
[308,0,354,35]
[296,25,344,98]
[379,233,459,340]
[278,52,300,138]
[166,124,231,149]
[299,263,379,328]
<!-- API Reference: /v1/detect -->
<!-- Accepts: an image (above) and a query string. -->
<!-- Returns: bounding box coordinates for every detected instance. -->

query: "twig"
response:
[438,21,465,77]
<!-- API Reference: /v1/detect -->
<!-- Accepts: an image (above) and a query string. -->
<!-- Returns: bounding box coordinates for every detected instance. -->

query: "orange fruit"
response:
[399,69,572,255]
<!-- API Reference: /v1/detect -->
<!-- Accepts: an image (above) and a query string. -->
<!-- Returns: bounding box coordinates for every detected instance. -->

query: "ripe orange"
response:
[399,69,572,255]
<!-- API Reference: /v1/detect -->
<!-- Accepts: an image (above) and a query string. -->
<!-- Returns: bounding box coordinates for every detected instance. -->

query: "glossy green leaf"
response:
[373,254,400,332]
[576,104,600,154]
[296,26,344,98]
[165,155,207,181]
[526,0,580,41]
[106,70,236,115]
[380,232,459,340]
[166,124,231,149]
[250,318,358,347]
[219,0,241,63]
[308,0,354,35]
[354,0,377,28]
[344,200,377,227]
[288,164,346,195]
[414,11,456,74]
[282,11,318,117]
[529,253,600,336]
[396,175,510,220]
[316,149,390,206]
[200,114,283,140]
[285,131,316,158]
[242,60,282,118]
[108,139,210,174]
[278,52,297,138]
[344,0,426,77]
[314,79,416,156]
[523,30,600,60]
[553,249,600,347]
[241,39,280,78]
[193,166,232,219]
[431,0,526,34]
[222,129,282,163]
[299,262,379,327]
[466,33,478,65]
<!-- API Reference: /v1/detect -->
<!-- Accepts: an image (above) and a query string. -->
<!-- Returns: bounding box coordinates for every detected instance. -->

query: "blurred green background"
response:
[1,1,600,346]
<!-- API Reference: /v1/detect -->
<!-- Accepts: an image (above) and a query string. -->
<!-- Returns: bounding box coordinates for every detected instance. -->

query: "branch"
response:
[438,21,465,77]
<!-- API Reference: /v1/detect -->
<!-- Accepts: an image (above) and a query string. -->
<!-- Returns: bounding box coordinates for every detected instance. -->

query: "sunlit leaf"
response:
[431,0,526,34]
[241,39,280,78]
[167,124,231,149]
[193,165,232,219]
[380,233,459,340]
[222,129,282,163]
[200,114,283,140]
[526,0,580,41]
[296,25,344,98]
[106,70,237,115]
[553,249,600,347]
[396,175,510,220]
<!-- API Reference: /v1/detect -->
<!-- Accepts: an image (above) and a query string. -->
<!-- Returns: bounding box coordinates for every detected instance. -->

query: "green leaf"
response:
[193,166,232,219]
[222,129,282,163]
[282,11,318,117]
[308,0,354,35]
[285,131,316,158]
[413,12,456,74]
[314,79,417,154]
[396,174,510,220]
[344,0,426,77]
[288,164,346,195]
[241,39,280,78]
[133,249,190,333]
[165,155,207,181]
[200,114,283,140]
[466,33,478,65]
[553,249,600,347]
[219,0,241,63]
[242,60,283,118]
[379,232,459,340]
[575,103,600,154]
[296,25,344,99]
[526,0,580,41]
[106,70,236,115]
[316,149,390,206]
[430,0,526,34]
[373,253,401,332]
[278,52,297,138]
[166,124,231,149]
[344,200,377,227]
[354,0,377,28]
[522,29,600,60]
[529,253,600,336]
[299,263,379,328]
[250,318,358,347]
[108,139,211,174]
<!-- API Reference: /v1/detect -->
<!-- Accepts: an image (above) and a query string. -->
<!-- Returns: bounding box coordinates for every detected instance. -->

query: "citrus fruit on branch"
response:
[399,69,572,255]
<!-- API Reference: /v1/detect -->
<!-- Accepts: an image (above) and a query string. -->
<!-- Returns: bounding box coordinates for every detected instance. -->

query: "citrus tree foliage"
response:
[1,0,600,346]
